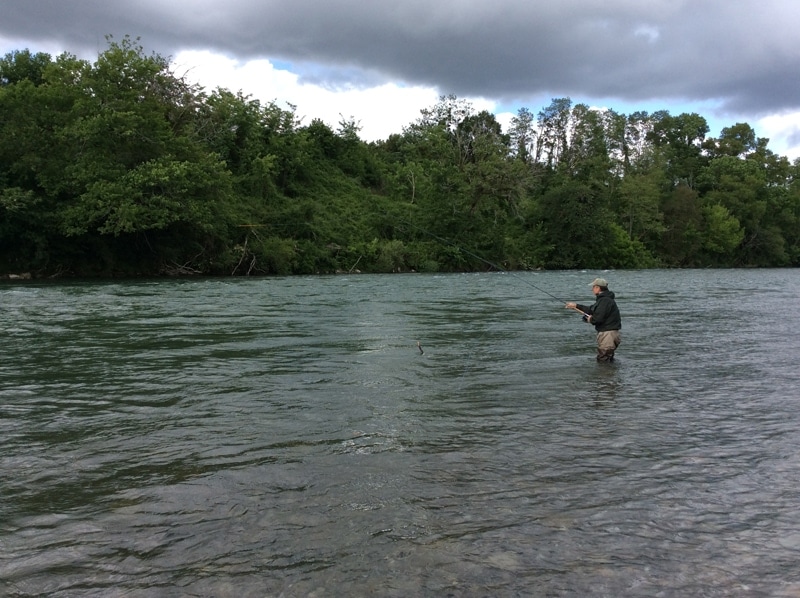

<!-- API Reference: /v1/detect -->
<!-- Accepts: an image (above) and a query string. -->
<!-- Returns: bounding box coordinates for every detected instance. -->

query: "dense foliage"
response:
[2,37,800,277]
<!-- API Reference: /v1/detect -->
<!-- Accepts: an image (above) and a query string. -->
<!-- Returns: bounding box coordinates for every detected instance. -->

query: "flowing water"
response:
[2,269,799,597]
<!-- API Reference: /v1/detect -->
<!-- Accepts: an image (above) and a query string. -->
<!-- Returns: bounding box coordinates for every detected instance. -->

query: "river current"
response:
[2,269,799,597]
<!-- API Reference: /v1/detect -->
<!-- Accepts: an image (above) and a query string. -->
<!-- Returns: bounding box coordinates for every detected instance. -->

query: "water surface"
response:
[2,270,800,596]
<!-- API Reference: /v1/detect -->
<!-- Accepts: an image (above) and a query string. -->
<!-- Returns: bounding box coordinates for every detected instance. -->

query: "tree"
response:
[704,122,760,158]
[4,37,800,276]
[0,50,88,272]
[614,170,665,243]
[659,184,703,265]
[564,103,614,185]
[533,180,616,268]
[621,111,657,171]
[537,97,572,169]
[698,156,767,263]
[701,203,744,259]
[0,49,52,86]
[508,106,537,164]
[648,112,709,187]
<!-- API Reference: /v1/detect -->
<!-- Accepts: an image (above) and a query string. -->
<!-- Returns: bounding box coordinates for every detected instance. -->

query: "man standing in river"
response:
[565,277,622,363]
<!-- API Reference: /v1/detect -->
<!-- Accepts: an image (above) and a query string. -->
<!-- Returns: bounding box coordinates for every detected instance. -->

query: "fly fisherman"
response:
[565,277,622,363]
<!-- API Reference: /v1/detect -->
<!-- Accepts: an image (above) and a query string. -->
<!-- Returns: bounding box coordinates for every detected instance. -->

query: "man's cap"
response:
[589,277,608,287]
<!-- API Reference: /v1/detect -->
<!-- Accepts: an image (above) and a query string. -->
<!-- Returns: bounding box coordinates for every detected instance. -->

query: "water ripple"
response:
[2,270,800,596]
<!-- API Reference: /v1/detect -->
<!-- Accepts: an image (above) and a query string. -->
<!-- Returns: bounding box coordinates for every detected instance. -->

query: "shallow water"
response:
[2,269,800,597]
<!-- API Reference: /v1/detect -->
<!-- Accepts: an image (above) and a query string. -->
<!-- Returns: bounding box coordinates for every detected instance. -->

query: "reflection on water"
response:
[2,270,800,597]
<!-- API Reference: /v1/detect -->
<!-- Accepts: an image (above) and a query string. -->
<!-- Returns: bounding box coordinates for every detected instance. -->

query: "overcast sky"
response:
[4,1,800,158]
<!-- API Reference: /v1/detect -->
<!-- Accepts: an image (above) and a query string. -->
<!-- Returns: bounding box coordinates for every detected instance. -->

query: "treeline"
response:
[2,37,800,277]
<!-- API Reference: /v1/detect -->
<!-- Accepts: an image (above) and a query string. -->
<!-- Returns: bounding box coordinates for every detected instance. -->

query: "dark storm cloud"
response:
[3,0,799,115]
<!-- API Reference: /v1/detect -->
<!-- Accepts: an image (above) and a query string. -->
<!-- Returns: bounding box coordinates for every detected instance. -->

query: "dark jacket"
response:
[577,289,621,332]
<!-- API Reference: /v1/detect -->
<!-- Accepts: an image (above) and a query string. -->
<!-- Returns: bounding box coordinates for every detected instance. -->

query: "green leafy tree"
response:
[5,37,800,276]
[648,112,709,187]
[0,49,52,86]
[704,122,761,158]
[0,50,87,271]
[564,103,614,185]
[536,97,573,170]
[614,170,665,244]
[659,184,703,266]
[508,106,537,164]
[698,156,768,264]
[701,204,744,260]
[533,180,616,268]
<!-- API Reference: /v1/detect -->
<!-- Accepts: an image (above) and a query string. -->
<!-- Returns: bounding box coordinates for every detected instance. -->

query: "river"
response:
[2,269,799,597]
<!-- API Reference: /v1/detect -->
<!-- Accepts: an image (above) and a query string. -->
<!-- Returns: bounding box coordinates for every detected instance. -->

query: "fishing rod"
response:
[567,305,591,319]
[394,218,583,312]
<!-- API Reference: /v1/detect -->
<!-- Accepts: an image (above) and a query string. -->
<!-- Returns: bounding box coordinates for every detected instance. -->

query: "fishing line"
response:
[393,218,569,305]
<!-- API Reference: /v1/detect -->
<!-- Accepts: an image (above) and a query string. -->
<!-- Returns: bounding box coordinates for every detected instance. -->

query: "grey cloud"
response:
[3,0,800,116]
